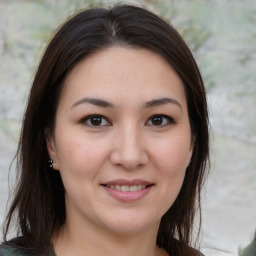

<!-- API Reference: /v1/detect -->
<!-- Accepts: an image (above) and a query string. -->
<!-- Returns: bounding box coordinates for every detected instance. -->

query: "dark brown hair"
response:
[2,4,209,256]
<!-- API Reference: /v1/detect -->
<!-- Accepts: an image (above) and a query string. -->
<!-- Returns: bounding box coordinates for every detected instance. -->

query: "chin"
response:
[100,213,160,236]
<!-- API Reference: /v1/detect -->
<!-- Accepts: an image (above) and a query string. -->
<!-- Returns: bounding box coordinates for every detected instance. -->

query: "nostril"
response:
[110,149,149,170]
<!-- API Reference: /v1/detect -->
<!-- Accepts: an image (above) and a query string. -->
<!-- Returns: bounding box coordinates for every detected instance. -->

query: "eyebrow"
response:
[144,97,183,110]
[71,97,182,110]
[71,97,114,108]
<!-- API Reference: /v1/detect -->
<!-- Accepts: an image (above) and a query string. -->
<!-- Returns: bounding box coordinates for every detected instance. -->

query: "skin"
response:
[47,46,194,256]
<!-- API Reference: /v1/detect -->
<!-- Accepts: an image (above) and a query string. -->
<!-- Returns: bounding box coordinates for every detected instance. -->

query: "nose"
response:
[110,126,149,170]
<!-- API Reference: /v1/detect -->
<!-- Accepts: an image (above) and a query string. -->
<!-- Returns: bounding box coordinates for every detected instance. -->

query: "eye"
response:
[81,115,111,127]
[146,114,175,127]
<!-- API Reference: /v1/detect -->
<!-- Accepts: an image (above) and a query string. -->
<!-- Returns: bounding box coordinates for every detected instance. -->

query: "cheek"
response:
[154,138,190,173]
[151,141,189,216]
[55,138,105,199]
[152,136,190,201]
[55,134,110,176]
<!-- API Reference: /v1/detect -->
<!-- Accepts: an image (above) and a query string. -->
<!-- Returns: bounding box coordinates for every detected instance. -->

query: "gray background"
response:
[0,0,256,255]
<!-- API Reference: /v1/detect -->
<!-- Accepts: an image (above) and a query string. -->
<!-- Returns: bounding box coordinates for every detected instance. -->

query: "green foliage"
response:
[238,231,256,256]
[179,21,211,52]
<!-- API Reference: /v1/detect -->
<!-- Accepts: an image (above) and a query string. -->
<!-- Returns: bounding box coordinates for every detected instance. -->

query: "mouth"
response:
[101,179,154,202]
[102,184,153,192]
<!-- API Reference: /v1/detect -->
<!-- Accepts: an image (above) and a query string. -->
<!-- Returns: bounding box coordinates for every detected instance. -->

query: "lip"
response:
[101,179,154,202]
[103,179,152,186]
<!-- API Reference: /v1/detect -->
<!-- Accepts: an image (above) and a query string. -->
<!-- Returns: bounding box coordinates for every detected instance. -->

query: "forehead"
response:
[60,46,187,109]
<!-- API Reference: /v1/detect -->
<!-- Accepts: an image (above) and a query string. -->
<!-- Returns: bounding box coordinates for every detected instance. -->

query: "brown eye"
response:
[151,116,164,126]
[90,116,103,126]
[146,115,174,127]
[81,115,110,127]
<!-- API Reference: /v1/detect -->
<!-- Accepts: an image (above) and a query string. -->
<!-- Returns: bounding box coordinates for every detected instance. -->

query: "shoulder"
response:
[0,245,29,256]
[0,243,54,256]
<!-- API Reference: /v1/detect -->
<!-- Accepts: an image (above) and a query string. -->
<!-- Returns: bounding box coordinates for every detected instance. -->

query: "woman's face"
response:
[47,46,193,235]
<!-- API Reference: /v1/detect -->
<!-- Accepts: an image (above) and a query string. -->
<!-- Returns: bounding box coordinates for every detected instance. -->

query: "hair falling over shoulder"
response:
[2,4,209,256]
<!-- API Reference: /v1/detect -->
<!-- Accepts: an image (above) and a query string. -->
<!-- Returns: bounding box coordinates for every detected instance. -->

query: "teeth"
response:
[106,184,147,192]
[121,185,129,192]
[129,185,137,192]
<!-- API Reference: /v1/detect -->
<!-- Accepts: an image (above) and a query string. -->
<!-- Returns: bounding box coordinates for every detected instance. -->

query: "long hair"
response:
[2,4,209,256]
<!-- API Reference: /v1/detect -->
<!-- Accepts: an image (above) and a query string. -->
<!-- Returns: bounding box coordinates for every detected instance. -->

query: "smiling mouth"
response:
[101,181,153,202]
[102,184,152,192]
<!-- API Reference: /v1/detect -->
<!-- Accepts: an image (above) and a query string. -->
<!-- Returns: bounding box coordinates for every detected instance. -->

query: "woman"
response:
[0,4,209,256]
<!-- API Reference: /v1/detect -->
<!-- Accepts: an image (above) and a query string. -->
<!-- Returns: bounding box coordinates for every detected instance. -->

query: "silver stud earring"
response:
[48,159,53,168]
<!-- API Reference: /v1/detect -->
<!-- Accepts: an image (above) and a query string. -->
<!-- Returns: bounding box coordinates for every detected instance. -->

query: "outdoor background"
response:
[0,0,255,255]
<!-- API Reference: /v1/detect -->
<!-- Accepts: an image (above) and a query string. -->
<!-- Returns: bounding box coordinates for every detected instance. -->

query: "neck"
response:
[52,218,167,256]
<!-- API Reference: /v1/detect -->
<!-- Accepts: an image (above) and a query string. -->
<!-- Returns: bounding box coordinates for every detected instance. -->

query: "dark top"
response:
[0,245,56,256]
[0,244,205,256]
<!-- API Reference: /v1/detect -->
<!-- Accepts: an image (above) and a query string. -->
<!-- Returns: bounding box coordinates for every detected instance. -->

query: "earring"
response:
[48,159,53,168]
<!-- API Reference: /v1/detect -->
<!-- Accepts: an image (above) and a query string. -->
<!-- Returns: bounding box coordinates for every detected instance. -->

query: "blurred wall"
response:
[0,1,255,255]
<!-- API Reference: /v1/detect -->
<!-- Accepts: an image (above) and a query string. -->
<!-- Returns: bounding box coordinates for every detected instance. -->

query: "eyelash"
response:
[146,114,176,127]
[80,114,175,127]
[80,114,111,127]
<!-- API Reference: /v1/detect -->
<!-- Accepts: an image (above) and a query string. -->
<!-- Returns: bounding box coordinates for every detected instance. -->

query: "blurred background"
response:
[0,0,255,255]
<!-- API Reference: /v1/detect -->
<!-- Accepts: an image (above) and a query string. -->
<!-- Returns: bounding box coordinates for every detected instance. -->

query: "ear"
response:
[187,149,193,168]
[187,135,195,167]
[45,133,59,170]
